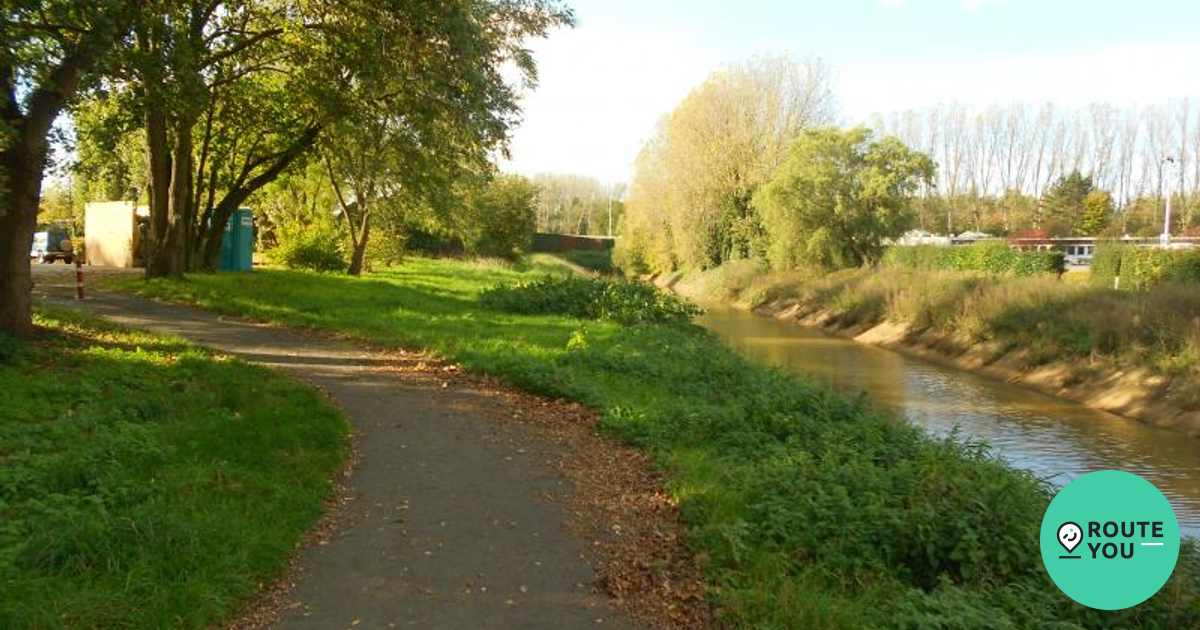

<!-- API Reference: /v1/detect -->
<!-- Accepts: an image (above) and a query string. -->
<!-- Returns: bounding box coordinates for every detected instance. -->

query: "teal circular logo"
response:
[1040,470,1180,609]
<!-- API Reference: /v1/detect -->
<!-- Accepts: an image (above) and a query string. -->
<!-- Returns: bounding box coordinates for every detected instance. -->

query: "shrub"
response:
[479,276,701,326]
[270,222,345,272]
[480,275,602,318]
[1091,243,1200,290]
[365,226,407,269]
[461,174,537,261]
[884,242,1065,276]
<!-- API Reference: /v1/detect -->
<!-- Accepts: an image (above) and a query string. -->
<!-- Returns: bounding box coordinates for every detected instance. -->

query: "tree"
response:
[530,173,622,236]
[618,55,834,272]
[459,174,538,260]
[753,127,935,270]
[1077,190,1114,236]
[1,1,136,336]
[1039,171,1093,236]
[70,0,571,279]
[315,0,569,275]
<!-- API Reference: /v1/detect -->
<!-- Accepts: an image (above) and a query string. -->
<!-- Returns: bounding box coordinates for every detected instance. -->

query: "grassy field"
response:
[0,309,347,630]
[110,256,1200,629]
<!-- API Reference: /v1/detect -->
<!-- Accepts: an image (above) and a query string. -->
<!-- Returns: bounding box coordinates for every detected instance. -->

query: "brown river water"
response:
[697,306,1200,537]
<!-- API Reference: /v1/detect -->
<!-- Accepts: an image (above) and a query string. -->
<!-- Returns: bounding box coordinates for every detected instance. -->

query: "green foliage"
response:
[110,258,1200,629]
[1089,243,1126,289]
[0,331,23,365]
[460,174,539,260]
[0,308,346,629]
[1039,171,1094,236]
[1090,243,1200,290]
[617,56,836,273]
[884,242,1065,276]
[479,276,701,326]
[1077,190,1113,236]
[694,257,1200,379]
[755,127,935,271]
[269,220,346,272]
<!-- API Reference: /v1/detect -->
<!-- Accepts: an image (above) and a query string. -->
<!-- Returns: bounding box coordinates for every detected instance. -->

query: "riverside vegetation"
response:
[679,242,1200,412]
[111,256,1200,629]
[0,309,347,629]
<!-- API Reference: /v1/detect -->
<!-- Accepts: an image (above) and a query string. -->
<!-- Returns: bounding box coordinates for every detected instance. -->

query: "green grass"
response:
[0,309,347,630]
[555,248,618,275]
[109,257,1200,629]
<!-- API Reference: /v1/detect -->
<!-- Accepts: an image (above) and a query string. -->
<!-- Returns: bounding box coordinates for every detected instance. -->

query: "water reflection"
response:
[698,307,1200,537]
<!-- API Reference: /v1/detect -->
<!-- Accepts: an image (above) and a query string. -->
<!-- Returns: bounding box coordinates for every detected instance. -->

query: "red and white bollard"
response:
[75,257,84,300]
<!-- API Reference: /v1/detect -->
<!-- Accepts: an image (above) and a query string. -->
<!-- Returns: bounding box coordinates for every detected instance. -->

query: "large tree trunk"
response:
[144,100,176,278]
[347,213,371,276]
[144,114,193,279]
[0,49,94,336]
[0,160,41,338]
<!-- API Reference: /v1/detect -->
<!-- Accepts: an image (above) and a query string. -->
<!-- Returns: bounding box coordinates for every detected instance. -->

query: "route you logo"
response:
[1040,470,1181,610]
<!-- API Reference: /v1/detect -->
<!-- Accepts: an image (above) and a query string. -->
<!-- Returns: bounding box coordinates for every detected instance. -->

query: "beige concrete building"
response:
[85,202,147,268]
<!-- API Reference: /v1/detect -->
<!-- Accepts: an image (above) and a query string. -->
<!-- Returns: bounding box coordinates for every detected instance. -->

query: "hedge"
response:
[1090,243,1200,290]
[883,241,1066,276]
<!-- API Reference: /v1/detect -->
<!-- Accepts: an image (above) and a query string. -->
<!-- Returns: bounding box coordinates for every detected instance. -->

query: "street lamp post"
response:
[1161,156,1178,247]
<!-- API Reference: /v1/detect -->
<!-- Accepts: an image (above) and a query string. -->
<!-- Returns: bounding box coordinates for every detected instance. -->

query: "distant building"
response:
[894,230,951,246]
[85,202,148,268]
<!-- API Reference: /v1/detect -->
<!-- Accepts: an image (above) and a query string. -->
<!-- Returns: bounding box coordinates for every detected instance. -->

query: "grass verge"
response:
[0,308,347,630]
[109,257,1200,629]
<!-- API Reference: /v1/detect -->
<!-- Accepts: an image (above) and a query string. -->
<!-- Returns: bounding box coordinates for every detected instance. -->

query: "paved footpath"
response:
[41,290,639,630]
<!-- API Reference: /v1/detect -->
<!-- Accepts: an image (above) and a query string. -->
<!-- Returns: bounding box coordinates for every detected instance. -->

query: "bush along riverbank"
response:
[0,308,348,630]
[110,258,1200,629]
[656,252,1200,435]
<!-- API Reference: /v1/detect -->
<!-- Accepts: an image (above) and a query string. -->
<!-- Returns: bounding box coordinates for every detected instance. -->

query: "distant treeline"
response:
[616,58,1200,276]
[871,102,1200,236]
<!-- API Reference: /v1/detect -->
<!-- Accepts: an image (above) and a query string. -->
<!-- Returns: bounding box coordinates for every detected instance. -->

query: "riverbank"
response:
[106,257,1200,629]
[652,262,1200,436]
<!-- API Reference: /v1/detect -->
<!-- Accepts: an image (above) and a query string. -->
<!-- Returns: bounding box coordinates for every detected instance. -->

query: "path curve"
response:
[44,291,645,630]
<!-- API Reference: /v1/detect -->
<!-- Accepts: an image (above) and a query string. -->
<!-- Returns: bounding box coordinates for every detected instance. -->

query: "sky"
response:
[500,0,1200,184]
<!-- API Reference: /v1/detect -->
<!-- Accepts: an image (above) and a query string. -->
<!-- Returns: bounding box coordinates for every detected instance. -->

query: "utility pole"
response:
[607,194,613,237]
[1162,156,1178,247]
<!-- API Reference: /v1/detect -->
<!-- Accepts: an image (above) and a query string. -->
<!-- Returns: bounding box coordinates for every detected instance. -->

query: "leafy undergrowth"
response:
[110,257,1200,629]
[480,275,702,325]
[0,309,347,630]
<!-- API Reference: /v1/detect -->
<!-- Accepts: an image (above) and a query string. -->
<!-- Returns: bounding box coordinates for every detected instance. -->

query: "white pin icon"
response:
[1058,522,1082,556]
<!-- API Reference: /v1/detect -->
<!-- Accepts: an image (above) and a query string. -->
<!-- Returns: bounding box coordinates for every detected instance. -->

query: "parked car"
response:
[30,230,74,264]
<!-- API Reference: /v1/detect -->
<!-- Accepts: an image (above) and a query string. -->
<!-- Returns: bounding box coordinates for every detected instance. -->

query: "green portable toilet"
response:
[218,209,254,271]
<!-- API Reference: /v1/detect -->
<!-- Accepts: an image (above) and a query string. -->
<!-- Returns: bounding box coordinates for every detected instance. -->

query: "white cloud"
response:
[501,23,718,184]
[838,41,1200,121]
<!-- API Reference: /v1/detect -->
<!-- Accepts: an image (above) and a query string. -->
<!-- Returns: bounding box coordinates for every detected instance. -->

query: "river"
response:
[698,305,1200,537]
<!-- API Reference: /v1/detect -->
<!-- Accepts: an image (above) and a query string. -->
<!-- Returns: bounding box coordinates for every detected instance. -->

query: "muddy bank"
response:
[653,272,1200,438]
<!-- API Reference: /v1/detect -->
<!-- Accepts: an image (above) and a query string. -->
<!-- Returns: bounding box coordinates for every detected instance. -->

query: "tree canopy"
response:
[614,55,835,273]
[754,127,935,270]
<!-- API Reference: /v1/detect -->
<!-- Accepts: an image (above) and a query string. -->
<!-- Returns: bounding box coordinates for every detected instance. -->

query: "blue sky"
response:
[502,0,1200,183]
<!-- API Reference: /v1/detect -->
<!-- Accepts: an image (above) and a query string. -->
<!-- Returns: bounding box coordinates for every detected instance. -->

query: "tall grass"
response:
[707,265,1200,382]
